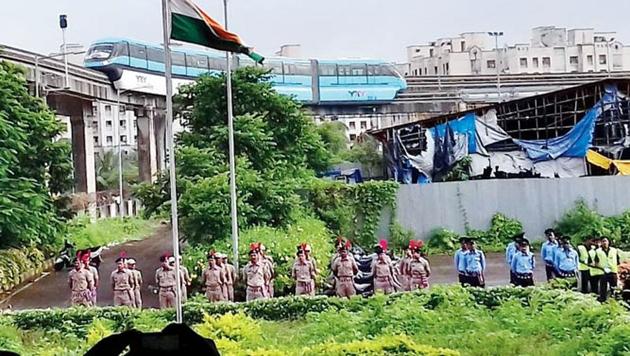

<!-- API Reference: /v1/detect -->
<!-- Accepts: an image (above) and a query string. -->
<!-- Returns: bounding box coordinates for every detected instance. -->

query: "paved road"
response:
[0,225,172,310]
[1,228,547,310]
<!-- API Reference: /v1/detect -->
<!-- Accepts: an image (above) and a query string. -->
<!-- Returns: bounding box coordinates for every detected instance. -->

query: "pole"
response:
[35,56,40,97]
[161,0,183,324]
[495,35,501,99]
[224,0,240,272]
[116,89,125,218]
[62,27,69,88]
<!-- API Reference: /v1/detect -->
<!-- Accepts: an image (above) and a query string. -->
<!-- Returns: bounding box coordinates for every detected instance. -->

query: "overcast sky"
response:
[2,0,630,62]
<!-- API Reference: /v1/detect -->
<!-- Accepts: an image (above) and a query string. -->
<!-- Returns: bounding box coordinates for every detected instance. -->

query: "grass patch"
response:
[65,215,159,249]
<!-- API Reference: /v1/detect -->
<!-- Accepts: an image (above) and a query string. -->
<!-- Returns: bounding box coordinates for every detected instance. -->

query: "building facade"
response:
[91,102,138,156]
[405,26,630,77]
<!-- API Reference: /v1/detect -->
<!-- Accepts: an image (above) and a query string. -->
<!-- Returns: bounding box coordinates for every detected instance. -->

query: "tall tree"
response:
[135,67,331,243]
[0,62,73,247]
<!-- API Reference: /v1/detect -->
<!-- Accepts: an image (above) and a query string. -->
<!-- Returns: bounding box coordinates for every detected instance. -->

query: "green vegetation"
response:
[64,215,158,250]
[95,151,139,192]
[2,286,629,355]
[0,61,73,248]
[0,246,46,293]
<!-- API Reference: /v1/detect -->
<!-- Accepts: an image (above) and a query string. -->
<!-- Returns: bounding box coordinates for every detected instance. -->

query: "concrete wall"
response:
[395,176,630,241]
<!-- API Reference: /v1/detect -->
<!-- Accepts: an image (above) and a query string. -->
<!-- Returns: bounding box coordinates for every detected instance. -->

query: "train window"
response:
[318,63,337,76]
[172,52,186,66]
[264,61,283,75]
[129,44,147,60]
[113,43,129,57]
[147,47,165,63]
[187,54,208,69]
[337,65,350,76]
[86,44,113,60]
[367,65,381,76]
[284,62,311,76]
[350,64,367,76]
[209,57,227,70]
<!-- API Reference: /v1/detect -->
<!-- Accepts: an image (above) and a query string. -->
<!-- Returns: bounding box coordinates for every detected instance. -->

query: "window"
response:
[360,121,367,130]
[129,44,147,60]
[92,120,98,128]
[134,135,137,142]
[186,54,209,69]
[318,63,336,76]
[587,55,594,65]
[542,57,551,68]
[105,105,112,115]
[209,57,227,70]
[106,136,113,144]
[349,121,356,130]
[264,61,284,75]
[519,58,528,68]
[134,120,137,129]
[532,57,539,68]
[424,68,427,75]
[349,134,357,141]
[105,120,112,128]
[93,136,99,144]
[599,54,607,65]
[147,47,165,63]
[569,56,579,65]
[283,62,311,76]
[120,120,126,128]
[434,66,438,74]
[487,60,496,69]
[460,41,466,52]
[120,135,127,143]
[172,52,186,66]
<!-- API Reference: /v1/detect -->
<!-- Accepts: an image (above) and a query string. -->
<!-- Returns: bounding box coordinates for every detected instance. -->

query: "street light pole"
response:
[34,50,85,98]
[59,15,69,88]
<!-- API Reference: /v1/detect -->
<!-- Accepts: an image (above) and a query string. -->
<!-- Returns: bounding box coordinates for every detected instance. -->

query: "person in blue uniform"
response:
[541,228,559,281]
[553,235,578,278]
[506,233,525,284]
[511,239,535,287]
[454,237,468,286]
[462,238,486,288]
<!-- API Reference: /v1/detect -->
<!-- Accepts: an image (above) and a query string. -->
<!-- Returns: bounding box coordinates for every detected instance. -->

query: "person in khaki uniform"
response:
[202,252,226,302]
[155,254,179,309]
[79,252,100,306]
[221,254,237,302]
[292,248,316,296]
[68,259,94,307]
[371,241,396,294]
[178,256,191,303]
[111,257,135,307]
[332,242,358,298]
[407,240,431,290]
[243,246,270,301]
[259,245,275,297]
[126,258,143,309]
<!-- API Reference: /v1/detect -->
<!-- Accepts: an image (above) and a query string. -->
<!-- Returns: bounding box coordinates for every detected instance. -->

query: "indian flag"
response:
[169,0,264,63]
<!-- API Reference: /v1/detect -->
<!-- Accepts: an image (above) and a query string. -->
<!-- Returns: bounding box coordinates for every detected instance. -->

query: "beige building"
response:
[405,26,630,76]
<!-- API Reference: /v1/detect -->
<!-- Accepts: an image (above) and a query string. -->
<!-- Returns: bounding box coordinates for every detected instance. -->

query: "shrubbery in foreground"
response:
[2,286,629,355]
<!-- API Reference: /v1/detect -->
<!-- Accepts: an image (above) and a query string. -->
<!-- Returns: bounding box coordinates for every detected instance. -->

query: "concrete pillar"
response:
[153,110,167,174]
[137,109,159,183]
[127,200,133,217]
[110,203,117,217]
[69,107,97,219]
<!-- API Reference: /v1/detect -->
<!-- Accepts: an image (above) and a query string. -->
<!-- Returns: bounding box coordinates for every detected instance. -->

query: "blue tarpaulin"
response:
[514,85,618,162]
[431,112,477,153]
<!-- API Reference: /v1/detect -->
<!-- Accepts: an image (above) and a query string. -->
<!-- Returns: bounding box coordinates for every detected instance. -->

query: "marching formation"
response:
[68,230,626,308]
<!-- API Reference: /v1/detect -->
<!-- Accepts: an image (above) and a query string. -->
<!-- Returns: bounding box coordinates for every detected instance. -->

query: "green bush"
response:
[0,246,46,292]
[64,215,157,249]
[306,334,460,356]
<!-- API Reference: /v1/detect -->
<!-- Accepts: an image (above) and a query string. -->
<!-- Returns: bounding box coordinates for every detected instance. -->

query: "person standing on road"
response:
[511,239,535,287]
[506,233,525,285]
[178,256,192,303]
[576,238,592,293]
[68,259,94,307]
[243,245,270,301]
[541,229,559,281]
[259,244,275,298]
[332,241,358,298]
[201,252,226,302]
[596,237,621,302]
[371,241,396,294]
[155,254,178,309]
[79,252,99,306]
[302,243,318,293]
[407,240,431,290]
[398,249,412,291]
[126,258,143,309]
[454,237,468,286]
[587,237,603,295]
[222,254,237,302]
[292,248,316,296]
[111,257,135,307]
[553,236,578,279]
[463,238,486,288]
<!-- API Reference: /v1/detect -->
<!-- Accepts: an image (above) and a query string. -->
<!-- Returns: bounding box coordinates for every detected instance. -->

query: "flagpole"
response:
[161,0,183,324]
[223,0,240,272]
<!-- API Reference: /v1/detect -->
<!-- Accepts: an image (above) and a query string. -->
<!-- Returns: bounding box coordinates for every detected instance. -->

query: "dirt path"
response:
[1,225,171,310]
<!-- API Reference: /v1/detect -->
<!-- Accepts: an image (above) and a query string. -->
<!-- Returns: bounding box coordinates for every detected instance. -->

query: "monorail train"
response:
[84,38,407,104]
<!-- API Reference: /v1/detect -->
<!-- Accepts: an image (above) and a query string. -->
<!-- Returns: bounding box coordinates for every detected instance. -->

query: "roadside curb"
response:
[0,258,55,306]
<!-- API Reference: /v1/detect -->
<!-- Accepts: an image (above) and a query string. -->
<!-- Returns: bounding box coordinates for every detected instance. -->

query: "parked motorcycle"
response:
[77,246,104,270]
[54,242,104,271]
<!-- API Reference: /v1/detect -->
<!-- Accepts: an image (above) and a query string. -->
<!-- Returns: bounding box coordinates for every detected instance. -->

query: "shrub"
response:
[0,246,47,292]
[306,334,460,356]
[63,215,157,249]
[426,228,459,253]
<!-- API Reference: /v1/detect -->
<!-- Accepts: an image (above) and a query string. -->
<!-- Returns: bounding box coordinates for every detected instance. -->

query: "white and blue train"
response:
[84,38,407,104]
